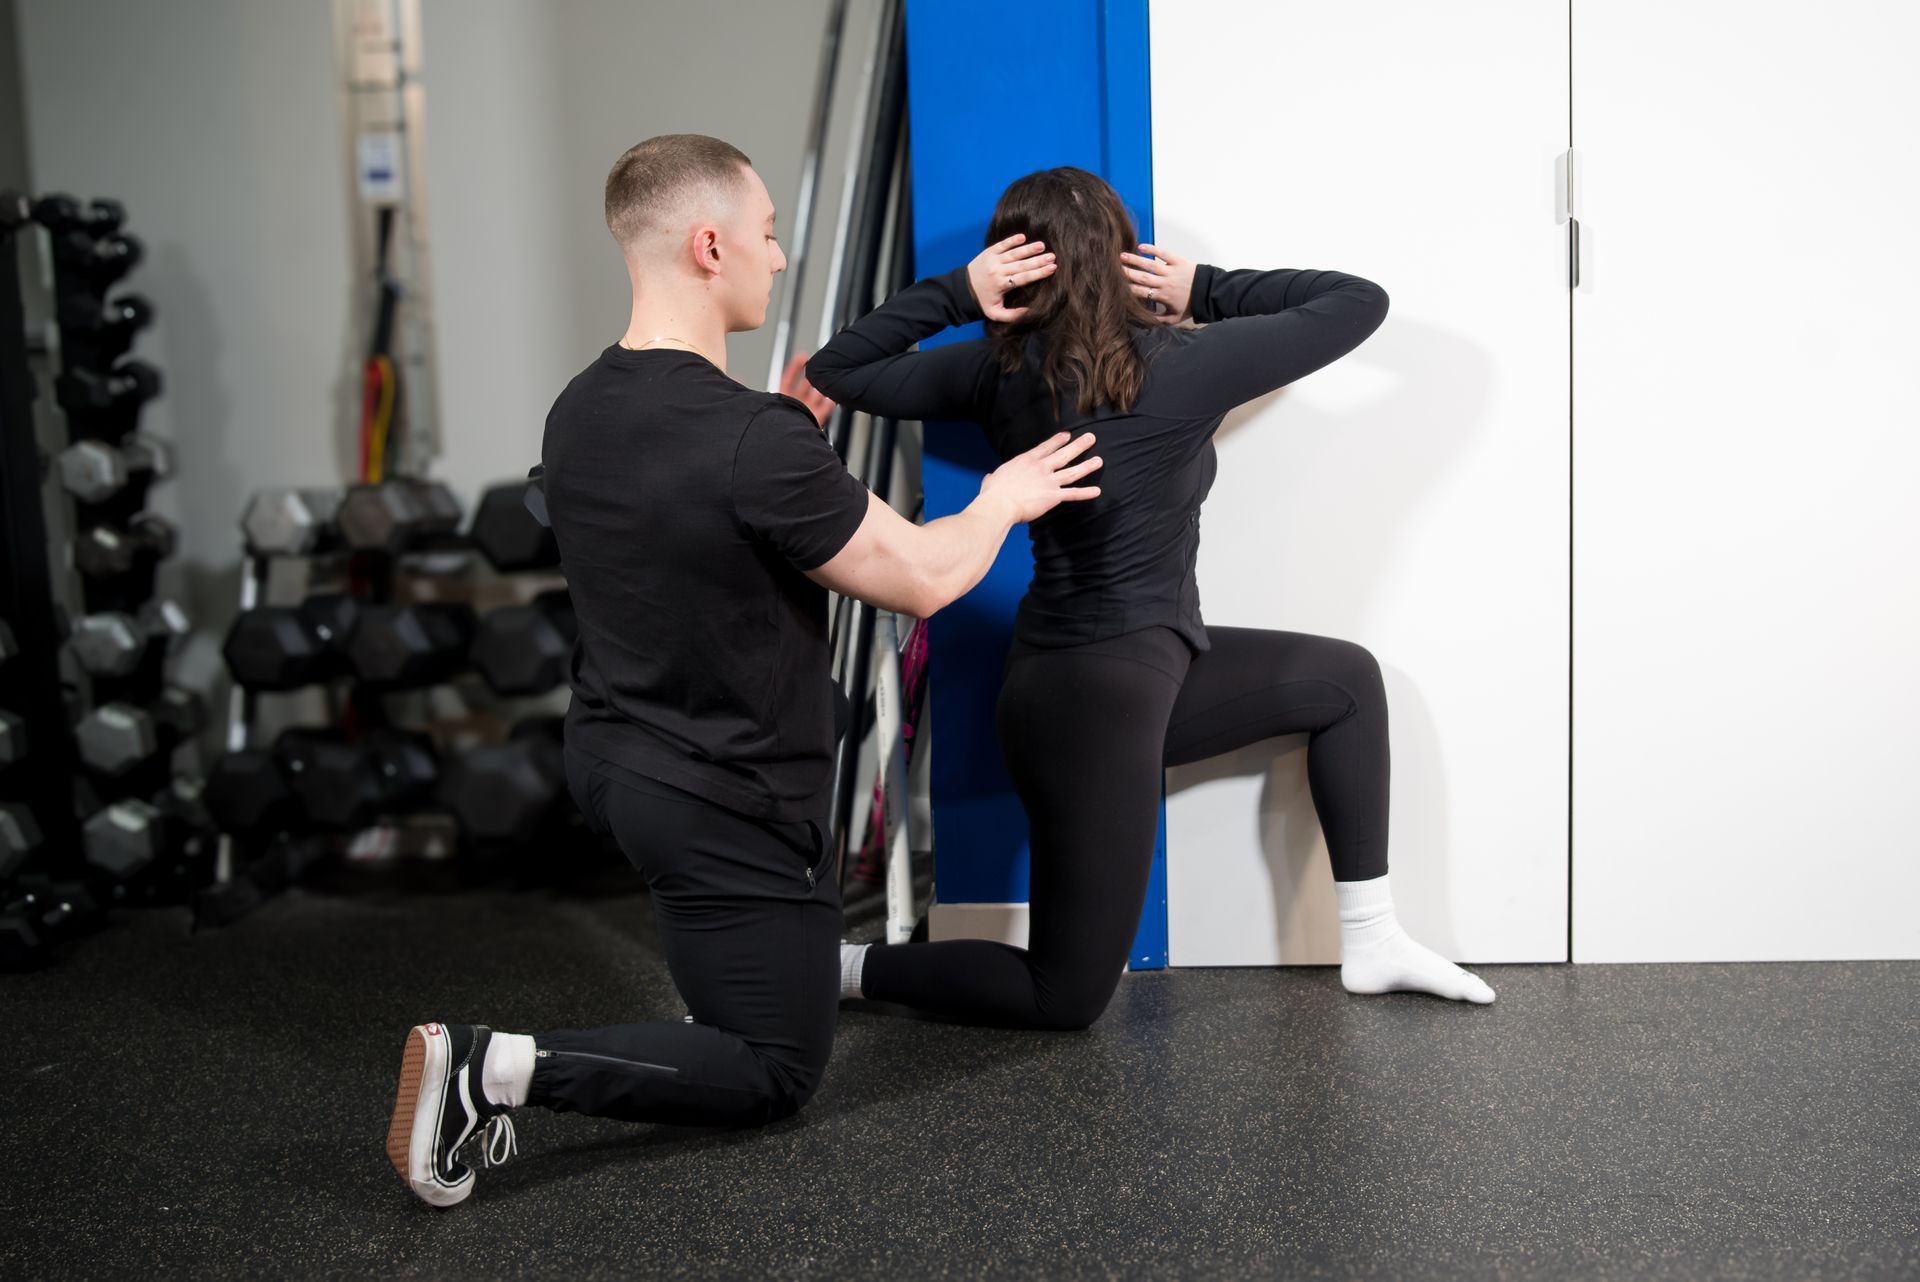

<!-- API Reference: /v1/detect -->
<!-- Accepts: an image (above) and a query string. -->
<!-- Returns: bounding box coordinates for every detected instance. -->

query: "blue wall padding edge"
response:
[902,0,1166,969]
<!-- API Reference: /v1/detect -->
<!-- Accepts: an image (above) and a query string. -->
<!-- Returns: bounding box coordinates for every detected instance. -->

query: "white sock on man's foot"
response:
[839,943,870,1000]
[1336,874,1495,1004]
[482,1031,536,1109]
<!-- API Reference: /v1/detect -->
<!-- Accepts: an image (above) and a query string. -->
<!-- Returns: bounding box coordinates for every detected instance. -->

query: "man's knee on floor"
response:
[747,1047,829,1124]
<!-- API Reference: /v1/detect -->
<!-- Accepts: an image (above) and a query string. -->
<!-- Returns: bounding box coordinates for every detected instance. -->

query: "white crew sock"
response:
[1336,873,1495,1004]
[482,1031,536,1109]
[839,943,870,1000]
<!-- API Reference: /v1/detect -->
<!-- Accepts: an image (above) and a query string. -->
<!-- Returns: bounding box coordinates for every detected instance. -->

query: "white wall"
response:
[1151,0,1572,965]
[1570,0,1920,961]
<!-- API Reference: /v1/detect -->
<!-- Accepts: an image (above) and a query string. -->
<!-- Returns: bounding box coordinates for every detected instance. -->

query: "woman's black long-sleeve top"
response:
[805,261,1388,652]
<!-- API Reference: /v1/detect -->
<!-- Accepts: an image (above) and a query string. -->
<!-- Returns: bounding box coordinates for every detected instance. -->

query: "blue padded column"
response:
[902,0,1166,968]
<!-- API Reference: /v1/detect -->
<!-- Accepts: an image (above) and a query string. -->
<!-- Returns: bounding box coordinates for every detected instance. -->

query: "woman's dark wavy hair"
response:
[984,166,1160,416]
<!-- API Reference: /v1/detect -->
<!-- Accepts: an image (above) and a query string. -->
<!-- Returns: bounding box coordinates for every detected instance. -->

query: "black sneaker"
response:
[386,1022,517,1207]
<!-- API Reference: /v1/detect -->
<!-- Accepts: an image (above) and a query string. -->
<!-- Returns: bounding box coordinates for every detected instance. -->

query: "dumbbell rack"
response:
[198,473,586,927]
[1,189,217,970]
[0,195,85,893]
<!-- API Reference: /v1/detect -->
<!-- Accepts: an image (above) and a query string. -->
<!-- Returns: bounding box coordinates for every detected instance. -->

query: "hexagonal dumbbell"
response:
[50,228,143,292]
[68,598,189,678]
[439,718,567,846]
[203,748,296,836]
[54,433,173,505]
[74,513,177,579]
[57,292,154,363]
[241,487,344,558]
[470,590,577,695]
[32,193,123,234]
[74,687,207,777]
[471,480,560,572]
[1,877,101,971]
[0,803,43,879]
[0,708,24,770]
[82,798,166,881]
[276,727,439,830]
[55,356,161,417]
[524,464,550,529]
[337,480,462,556]
[344,602,475,689]
[221,593,361,691]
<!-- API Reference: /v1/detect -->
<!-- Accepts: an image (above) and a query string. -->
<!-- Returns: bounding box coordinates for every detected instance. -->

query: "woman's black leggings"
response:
[861,624,1390,1030]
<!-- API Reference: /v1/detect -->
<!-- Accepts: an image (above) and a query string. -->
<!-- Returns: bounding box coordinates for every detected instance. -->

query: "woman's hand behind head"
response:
[968,234,1058,322]
[1120,244,1196,326]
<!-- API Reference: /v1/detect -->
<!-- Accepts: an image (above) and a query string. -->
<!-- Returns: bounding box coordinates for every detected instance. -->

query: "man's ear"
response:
[690,225,722,277]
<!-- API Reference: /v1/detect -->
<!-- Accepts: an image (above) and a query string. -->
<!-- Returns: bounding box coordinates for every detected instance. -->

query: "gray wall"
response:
[11,0,857,607]
[417,0,848,499]
[14,0,357,646]
[0,0,27,191]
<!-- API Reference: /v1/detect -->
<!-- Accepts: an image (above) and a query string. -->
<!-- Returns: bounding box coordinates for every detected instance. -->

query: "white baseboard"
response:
[928,902,1030,948]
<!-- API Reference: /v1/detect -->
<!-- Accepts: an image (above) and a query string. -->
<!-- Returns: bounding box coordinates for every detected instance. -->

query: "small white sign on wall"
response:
[357,131,403,204]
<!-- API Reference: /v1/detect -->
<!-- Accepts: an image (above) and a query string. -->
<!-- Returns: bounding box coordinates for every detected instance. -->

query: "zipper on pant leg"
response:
[536,1048,681,1077]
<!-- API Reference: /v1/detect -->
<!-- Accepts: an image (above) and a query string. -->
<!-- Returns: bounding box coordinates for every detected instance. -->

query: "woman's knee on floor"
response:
[1031,967,1126,1032]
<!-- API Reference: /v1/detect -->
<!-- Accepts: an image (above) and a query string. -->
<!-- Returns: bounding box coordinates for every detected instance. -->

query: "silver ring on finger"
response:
[1148,288,1156,301]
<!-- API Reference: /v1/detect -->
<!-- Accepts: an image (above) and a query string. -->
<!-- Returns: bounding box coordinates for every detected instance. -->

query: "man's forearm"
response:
[912,491,1018,614]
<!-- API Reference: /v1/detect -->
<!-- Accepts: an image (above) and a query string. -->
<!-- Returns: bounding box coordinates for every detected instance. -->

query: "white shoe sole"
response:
[386,1024,475,1207]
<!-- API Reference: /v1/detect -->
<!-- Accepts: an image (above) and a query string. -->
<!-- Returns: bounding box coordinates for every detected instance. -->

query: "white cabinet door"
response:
[1571,1,1920,961]
[1150,1,1571,964]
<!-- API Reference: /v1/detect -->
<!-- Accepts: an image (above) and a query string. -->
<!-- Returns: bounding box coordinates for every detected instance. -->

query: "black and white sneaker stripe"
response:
[386,1022,516,1207]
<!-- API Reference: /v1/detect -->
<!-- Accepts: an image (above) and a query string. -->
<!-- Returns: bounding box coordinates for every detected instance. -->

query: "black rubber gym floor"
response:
[2,877,1915,1280]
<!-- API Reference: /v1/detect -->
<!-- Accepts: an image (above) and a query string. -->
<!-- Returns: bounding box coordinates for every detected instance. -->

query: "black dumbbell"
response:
[221,593,360,691]
[524,464,550,529]
[68,598,189,678]
[57,293,154,362]
[203,748,296,836]
[439,718,567,845]
[276,727,439,830]
[82,786,209,901]
[54,433,172,505]
[75,513,177,579]
[337,480,462,556]
[0,708,23,770]
[74,686,206,777]
[31,193,123,234]
[50,228,144,292]
[0,802,43,879]
[240,487,343,558]
[471,590,576,695]
[0,880,101,971]
[56,358,162,419]
[82,797,165,881]
[471,480,560,571]
[344,602,475,689]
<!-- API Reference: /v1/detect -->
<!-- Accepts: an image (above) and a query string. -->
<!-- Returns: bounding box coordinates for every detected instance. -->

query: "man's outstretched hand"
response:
[781,352,835,427]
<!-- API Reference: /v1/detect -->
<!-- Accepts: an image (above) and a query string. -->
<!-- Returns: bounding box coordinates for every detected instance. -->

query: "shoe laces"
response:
[477,1114,518,1168]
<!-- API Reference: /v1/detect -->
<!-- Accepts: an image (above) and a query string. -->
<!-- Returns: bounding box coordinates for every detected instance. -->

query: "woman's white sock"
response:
[1336,874,1495,1004]
[482,1031,536,1108]
[839,943,870,1000]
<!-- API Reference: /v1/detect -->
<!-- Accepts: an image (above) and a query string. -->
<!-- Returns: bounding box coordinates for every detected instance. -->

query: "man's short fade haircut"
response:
[604,134,753,250]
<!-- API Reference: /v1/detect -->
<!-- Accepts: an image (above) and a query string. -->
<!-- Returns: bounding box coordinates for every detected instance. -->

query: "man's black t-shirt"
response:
[542,346,870,822]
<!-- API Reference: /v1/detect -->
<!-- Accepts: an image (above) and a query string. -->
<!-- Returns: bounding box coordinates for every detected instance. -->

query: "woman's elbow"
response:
[803,352,850,400]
